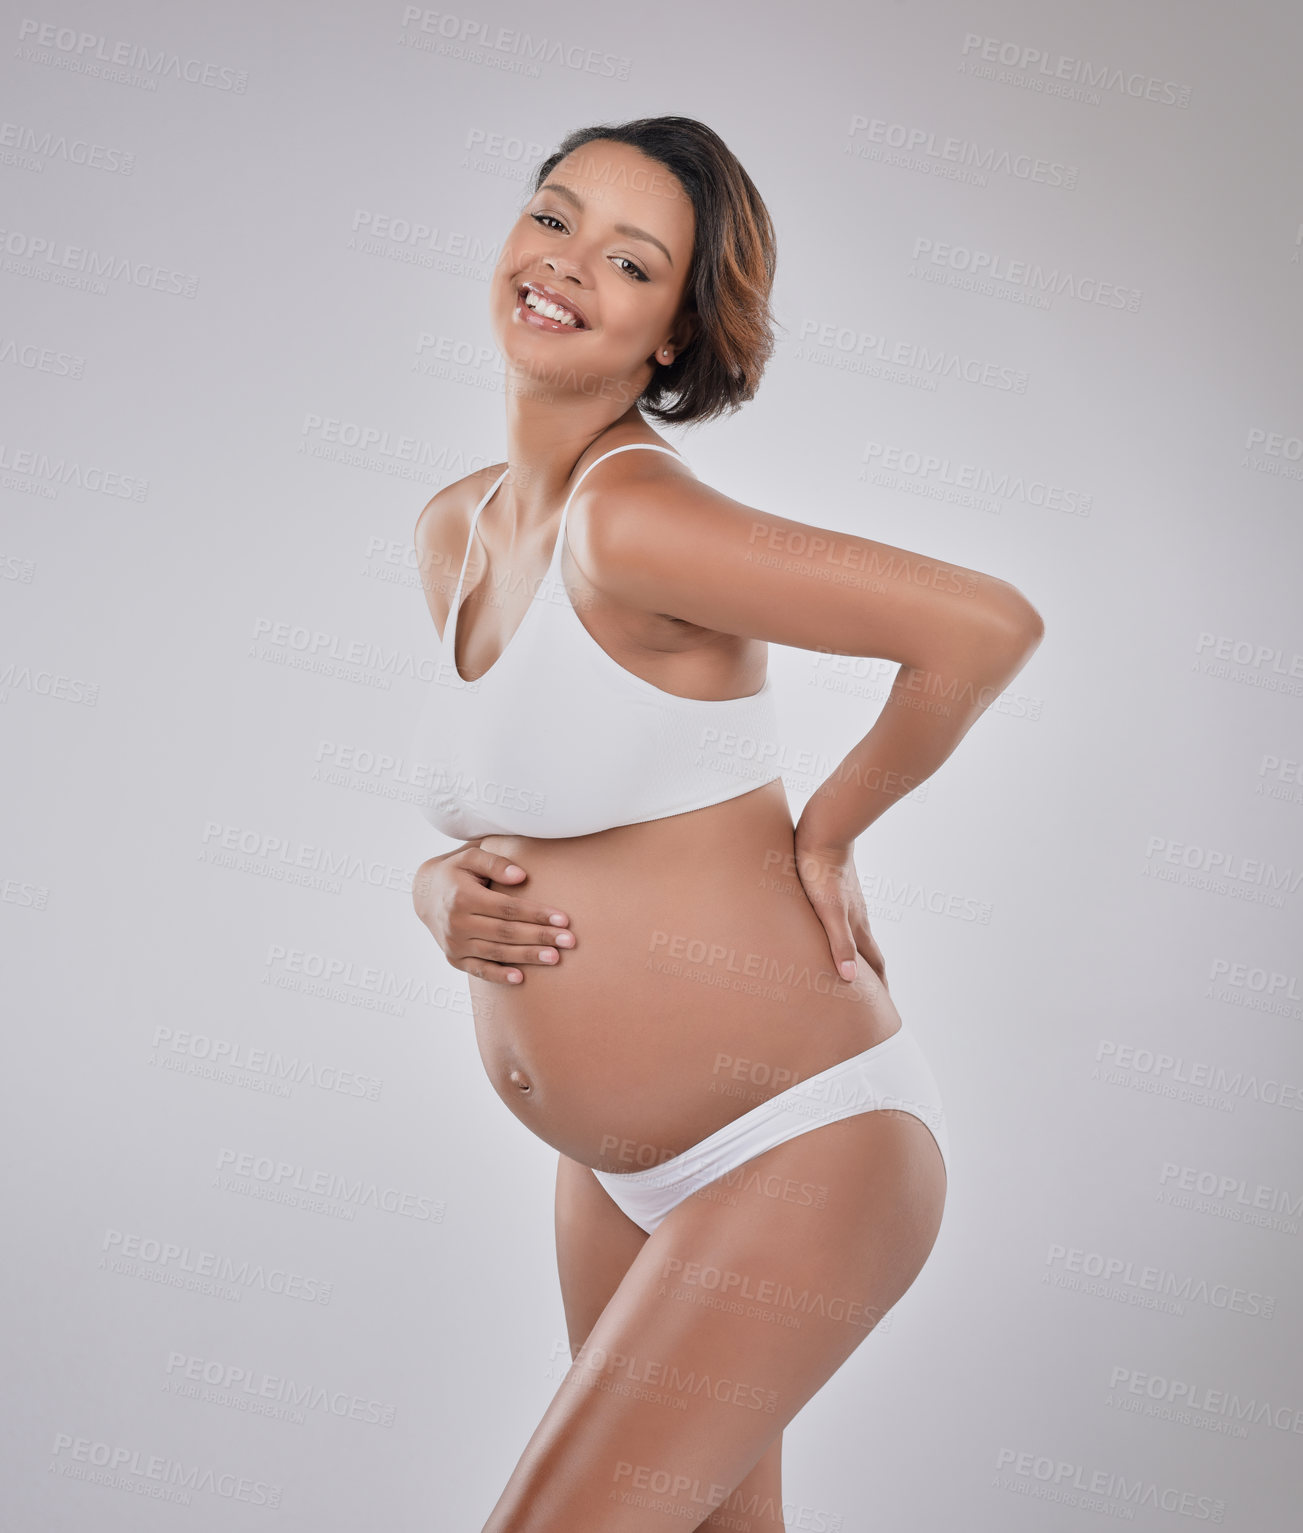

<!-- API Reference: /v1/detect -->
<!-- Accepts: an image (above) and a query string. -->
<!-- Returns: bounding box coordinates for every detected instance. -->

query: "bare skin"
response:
[410,138,1044,1530]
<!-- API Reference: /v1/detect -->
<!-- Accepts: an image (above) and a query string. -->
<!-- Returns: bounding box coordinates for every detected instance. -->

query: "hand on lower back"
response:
[790,834,888,990]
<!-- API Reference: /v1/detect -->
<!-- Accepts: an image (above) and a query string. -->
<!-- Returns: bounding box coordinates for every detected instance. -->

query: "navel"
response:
[508,1068,532,1094]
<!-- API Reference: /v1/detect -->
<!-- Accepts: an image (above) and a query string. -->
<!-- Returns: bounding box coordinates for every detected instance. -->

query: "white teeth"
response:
[523,289,580,327]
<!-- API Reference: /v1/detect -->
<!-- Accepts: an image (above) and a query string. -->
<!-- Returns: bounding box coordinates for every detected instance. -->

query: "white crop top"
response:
[407,443,784,840]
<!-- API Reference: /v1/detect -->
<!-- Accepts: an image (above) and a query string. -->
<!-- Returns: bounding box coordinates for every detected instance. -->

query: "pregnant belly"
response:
[466,781,902,1172]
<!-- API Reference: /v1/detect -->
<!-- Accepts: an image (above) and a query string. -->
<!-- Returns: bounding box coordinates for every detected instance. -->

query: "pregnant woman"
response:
[409,117,1044,1532]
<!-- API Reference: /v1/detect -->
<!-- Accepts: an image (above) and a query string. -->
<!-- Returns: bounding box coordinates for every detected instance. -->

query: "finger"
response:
[795,868,857,980]
[454,956,524,986]
[456,846,531,889]
[849,917,887,984]
[460,938,570,969]
[816,903,860,982]
[476,888,573,931]
[461,914,576,951]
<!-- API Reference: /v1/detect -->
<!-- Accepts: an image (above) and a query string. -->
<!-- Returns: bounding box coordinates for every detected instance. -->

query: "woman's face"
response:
[491,139,697,405]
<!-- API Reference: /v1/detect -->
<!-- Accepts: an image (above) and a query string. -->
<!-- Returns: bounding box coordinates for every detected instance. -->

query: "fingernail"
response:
[554,932,575,948]
[504,865,524,878]
[507,970,522,984]
[840,960,857,981]
[539,949,557,963]
[548,913,569,926]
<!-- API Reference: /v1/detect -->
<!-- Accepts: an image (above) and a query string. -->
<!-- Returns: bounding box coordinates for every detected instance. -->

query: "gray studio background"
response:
[4,1,1301,1528]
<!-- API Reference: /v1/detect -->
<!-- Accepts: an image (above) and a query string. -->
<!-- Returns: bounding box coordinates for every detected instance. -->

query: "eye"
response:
[529,212,650,283]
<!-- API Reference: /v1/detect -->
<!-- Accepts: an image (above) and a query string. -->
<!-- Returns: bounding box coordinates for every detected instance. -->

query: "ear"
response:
[671,306,699,356]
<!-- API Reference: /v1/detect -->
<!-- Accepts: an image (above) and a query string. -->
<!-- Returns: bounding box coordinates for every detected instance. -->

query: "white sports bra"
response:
[407,442,784,840]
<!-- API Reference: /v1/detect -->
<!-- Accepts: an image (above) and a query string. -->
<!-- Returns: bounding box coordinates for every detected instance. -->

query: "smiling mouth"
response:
[516,285,587,330]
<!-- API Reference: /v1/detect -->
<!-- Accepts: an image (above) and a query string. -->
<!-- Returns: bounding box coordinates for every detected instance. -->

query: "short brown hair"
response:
[528,117,779,429]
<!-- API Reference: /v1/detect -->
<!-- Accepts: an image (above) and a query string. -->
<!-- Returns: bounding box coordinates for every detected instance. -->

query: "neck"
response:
[496,385,646,537]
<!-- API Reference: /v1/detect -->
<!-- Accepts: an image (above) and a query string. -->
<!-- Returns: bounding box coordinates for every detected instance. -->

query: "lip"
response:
[515,278,589,331]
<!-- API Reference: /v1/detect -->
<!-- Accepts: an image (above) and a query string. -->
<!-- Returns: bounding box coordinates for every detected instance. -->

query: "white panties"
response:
[591,1026,950,1235]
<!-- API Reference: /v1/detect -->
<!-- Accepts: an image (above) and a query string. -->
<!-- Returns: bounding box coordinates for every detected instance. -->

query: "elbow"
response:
[1011,594,1046,652]
[984,586,1046,670]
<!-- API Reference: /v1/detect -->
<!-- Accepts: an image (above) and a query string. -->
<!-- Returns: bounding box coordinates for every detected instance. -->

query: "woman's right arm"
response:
[410,481,576,984]
[412,845,575,986]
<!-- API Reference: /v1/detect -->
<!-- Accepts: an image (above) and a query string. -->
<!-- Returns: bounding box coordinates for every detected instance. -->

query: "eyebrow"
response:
[537,180,674,268]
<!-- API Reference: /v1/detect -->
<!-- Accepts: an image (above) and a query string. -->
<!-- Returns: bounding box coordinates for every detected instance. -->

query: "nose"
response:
[543,252,585,286]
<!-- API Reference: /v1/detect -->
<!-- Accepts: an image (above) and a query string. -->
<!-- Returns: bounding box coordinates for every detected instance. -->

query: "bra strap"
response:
[556,443,686,546]
[452,445,686,631]
[449,466,510,638]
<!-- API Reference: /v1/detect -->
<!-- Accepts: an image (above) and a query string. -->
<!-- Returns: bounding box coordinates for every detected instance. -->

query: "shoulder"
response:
[563,443,771,632]
[566,441,715,563]
[413,462,506,616]
[566,443,745,594]
[414,461,507,584]
[414,461,506,555]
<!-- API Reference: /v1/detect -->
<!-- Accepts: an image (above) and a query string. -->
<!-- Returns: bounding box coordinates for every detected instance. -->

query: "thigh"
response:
[553,1154,787,1532]
[554,1151,649,1354]
[492,1110,946,1532]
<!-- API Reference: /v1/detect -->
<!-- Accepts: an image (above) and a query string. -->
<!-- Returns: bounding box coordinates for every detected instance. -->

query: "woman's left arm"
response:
[570,468,1046,982]
[785,593,1042,984]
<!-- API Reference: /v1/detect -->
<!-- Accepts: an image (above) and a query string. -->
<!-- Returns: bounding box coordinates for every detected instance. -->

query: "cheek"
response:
[600,290,664,345]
